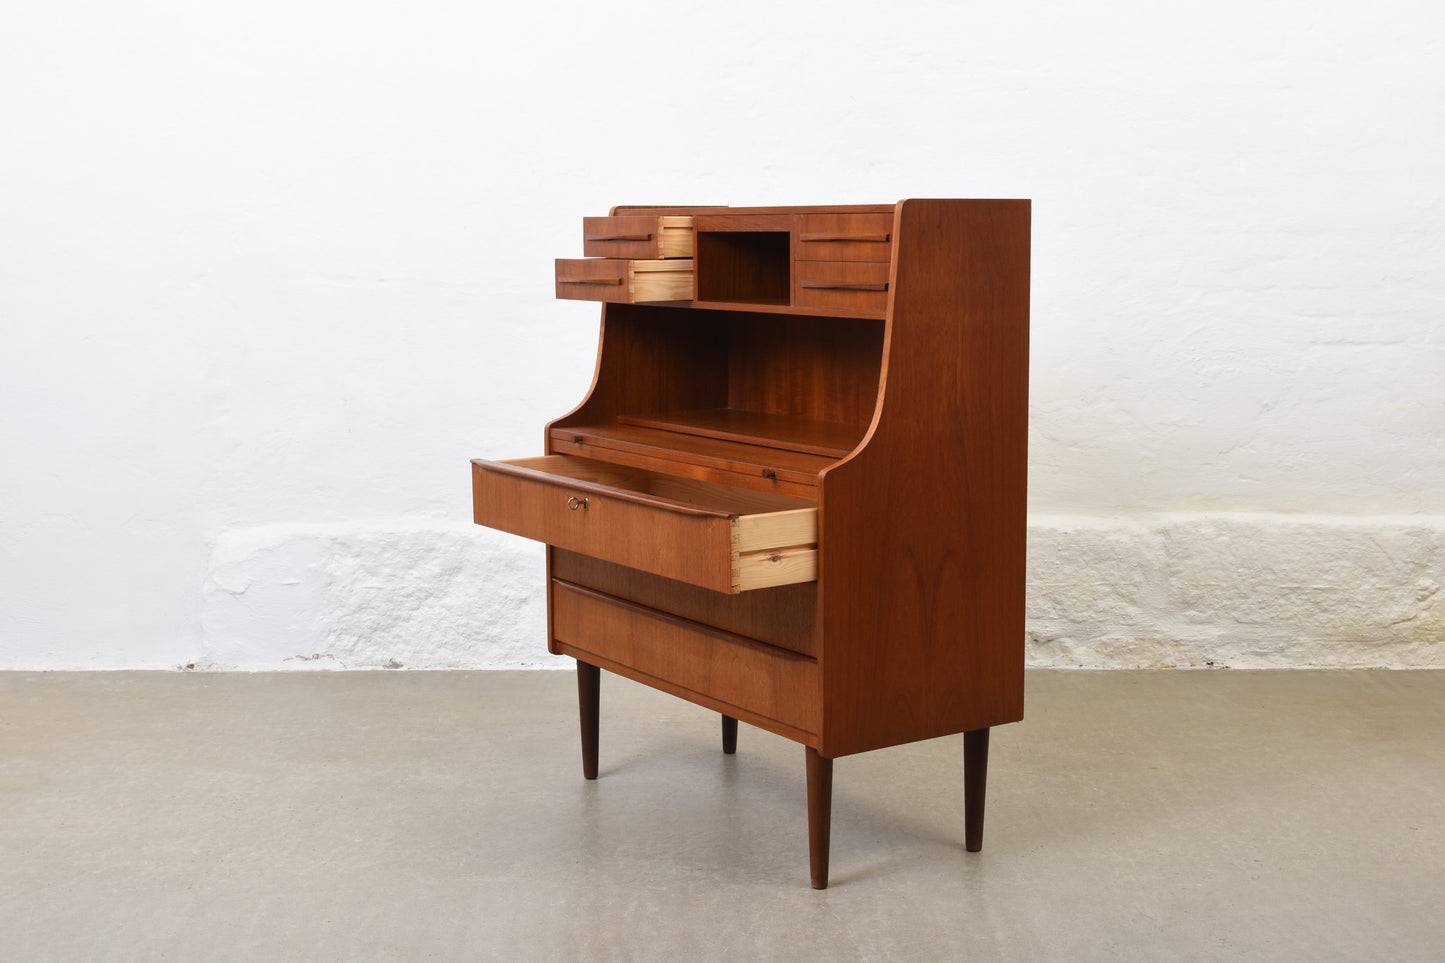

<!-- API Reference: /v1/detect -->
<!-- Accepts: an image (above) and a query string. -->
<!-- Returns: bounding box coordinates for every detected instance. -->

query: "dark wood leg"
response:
[577,660,599,780]
[721,715,738,754]
[806,746,833,889]
[964,727,990,852]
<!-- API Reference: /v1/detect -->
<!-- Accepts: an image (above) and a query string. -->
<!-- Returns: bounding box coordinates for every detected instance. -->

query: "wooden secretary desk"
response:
[471,199,1029,888]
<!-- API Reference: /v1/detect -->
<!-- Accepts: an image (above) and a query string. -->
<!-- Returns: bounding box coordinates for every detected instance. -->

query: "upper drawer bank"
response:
[556,208,897,318]
[583,215,694,259]
[555,257,694,304]
[471,454,817,594]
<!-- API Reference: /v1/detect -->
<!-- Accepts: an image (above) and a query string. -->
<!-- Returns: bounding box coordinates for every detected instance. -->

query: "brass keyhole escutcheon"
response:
[567,496,588,512]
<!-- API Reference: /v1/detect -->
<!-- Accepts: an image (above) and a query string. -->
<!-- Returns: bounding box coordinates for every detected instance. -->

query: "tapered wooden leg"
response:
[806,746,833,889]
[721,715,738,754]
[577,660,599,780]
[964,727,990,852]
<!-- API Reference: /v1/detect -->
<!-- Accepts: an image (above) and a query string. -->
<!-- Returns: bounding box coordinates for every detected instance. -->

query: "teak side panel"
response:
[817,199,1030,758]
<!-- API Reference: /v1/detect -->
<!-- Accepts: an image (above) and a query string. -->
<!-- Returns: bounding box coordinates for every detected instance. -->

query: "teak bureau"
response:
[471,199,1030,888]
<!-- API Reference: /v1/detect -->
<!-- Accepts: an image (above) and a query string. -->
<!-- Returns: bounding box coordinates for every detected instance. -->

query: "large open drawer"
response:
[471,454,817,593]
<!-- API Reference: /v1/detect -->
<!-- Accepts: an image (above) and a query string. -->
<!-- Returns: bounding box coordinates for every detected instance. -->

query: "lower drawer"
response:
[793,260,890,317]
[551,579,821,736]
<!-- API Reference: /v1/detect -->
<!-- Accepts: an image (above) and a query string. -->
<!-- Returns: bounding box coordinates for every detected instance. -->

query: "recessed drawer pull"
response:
[800,280,889,292]
[567,495,589,511]
[559,277,625,286]
[798,233,890,243]
[585,233,653,242]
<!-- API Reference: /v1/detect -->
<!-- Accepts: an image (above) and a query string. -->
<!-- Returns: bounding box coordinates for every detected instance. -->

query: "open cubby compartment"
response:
[695,231,792,304]
[555,305,884,463]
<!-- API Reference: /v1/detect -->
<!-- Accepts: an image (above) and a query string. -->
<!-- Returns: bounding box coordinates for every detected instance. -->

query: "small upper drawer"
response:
[793,260,890,317]
[555,258,694,303]
[472,454,817,594]
[583,215,694,259]
[794,213,894,262]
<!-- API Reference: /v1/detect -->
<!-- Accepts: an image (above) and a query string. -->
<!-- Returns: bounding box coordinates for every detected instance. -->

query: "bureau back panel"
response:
[725,313,883,430]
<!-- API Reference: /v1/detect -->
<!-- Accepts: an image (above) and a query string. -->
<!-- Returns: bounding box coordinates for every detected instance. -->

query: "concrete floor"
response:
[1,670,1442,961]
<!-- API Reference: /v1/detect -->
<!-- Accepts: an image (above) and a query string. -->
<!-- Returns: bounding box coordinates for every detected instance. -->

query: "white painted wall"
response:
[2,1,1441,669]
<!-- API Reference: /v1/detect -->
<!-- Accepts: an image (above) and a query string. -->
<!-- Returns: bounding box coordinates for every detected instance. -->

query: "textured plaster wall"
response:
[3,1,1442,669]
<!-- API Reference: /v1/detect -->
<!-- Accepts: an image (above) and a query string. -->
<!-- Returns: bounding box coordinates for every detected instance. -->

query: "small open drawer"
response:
[555,258,694,303]
[583,215,694,259]
[471,454,817,593]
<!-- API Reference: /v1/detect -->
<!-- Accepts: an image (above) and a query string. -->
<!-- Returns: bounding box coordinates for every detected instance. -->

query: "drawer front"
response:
[795,213,894,262]
[555,258,694,303]
[793,260,891,317]
[582,215,694,259]
[555,257,628,303]
[551,580,821,735]
[471,455,817,593]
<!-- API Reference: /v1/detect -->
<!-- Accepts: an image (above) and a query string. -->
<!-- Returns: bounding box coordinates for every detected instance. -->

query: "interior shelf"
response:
[616,408,865,458]
[684,300,886,320]
[548,422,843,497]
